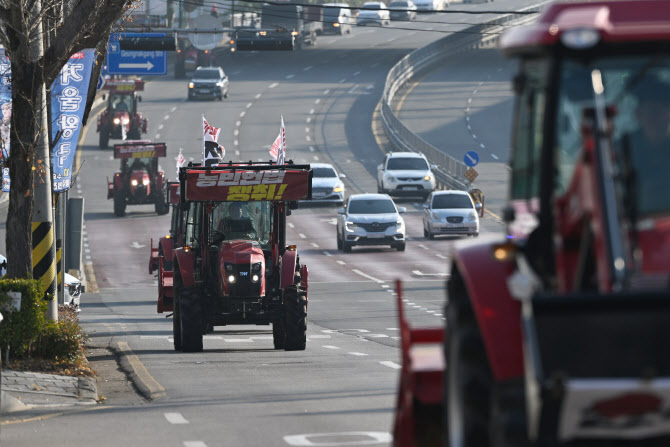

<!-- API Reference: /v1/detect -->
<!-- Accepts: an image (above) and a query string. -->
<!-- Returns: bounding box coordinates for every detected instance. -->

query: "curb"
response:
[111,341,166,401]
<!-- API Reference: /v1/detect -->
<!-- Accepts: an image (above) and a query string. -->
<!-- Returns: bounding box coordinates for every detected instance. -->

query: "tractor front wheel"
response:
[113,190,126,217]
[273,318,286,349]
[283,285,307,351]
[179,288,203,352]
[99,130,109,149]
[155,193,169,215]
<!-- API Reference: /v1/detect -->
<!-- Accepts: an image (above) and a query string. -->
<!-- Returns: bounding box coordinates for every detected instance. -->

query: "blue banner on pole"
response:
[0,48,12,164]
[51,49,96,192]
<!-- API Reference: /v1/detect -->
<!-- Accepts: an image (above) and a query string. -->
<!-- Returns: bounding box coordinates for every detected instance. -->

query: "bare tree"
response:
[0,0,133,277]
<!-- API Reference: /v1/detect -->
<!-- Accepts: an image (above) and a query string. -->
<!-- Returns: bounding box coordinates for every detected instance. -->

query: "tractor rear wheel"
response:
[283,285,307,351]
[173,272,183,351]
[180,288,203,352]
[99,130,109,149]
[273,319,286,349]
[113,190,126,217]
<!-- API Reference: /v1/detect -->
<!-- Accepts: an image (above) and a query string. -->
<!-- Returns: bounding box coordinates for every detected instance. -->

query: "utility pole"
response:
[31,0,57,321]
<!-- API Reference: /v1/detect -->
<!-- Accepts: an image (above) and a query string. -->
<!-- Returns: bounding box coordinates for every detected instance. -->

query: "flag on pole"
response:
[202,115,224,167]
[176,148,185,177]
[269,116,286,165]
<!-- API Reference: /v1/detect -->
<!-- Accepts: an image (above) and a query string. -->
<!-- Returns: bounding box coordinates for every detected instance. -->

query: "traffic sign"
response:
[464,151,479,167]
[106,33,167,75]
[188,16,224,51]
[465,168,478,182]
[97,75,106,90]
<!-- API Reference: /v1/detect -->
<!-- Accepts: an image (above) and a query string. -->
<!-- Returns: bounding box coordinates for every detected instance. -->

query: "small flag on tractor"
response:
[202,115,224,167]
[269,116,286,166]
[176,148,185,176]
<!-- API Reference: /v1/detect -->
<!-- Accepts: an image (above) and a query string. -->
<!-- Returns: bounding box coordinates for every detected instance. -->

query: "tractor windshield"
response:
[211,201,272,250]
[555,54,670,217]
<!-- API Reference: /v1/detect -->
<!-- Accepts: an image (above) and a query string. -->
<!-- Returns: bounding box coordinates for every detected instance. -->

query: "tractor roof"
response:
[500,0,670,57]
[103,78,144,93]
[179,162,312,202]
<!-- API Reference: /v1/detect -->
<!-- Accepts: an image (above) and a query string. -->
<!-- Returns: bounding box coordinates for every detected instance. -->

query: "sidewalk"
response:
[1,369,98,415]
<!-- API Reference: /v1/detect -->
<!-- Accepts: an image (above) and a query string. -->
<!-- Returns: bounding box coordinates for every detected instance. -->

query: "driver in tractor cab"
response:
[218,202,257,240]
[114,96,130,112]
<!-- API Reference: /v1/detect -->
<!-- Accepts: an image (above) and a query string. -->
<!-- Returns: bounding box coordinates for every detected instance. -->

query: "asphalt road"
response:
[1,2,541,445]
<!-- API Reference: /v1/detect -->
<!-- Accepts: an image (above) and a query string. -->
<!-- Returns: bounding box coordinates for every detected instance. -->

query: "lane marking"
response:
[352,269,384,284]
[304,66,313,71]
[164,115,169,120]
[336,260,346,265]
[299,233,306,239]
[183,443,208,447]
[309,109,315,114]
[380,361,401,370]
[308,335,331,339]
[323,89,330,95]
[236,121,241,127]
[269,82,279,88]
[255,93,262,99]
[224,339,254,343]
[323,345,341,350]
[349,352,368,356]
[240,111,246,118]
[315,98,321,104]
[288,223,295,228]
[246,102,252,108]
[323,251,332,256]
[310,242,319,248]
[286,74,295,79]
[165,413,189,424]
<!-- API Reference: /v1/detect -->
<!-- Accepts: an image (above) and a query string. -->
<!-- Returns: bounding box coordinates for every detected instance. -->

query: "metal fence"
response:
[380,6,541,190]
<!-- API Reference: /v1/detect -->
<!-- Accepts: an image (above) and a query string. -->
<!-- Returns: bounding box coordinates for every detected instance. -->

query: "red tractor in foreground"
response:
[107,141,169,217]
[97,78,148,148]
[170,161,312,353]
[393,1,670,446]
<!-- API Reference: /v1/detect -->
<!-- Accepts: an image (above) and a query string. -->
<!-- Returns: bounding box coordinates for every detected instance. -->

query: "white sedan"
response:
[423,190,479,238]
[356,2,391,26]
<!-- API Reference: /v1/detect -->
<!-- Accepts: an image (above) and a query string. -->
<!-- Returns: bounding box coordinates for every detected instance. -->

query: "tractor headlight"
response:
[252,262,262,272]
[251,274,260,283]
[131,179,138,186]
[228,274,236,283]
[113,118,120,125]
[142,178,150,186]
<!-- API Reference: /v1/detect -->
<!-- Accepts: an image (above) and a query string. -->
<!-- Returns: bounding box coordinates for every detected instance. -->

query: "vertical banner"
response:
[0,47,11,169]
[51,49,96,192]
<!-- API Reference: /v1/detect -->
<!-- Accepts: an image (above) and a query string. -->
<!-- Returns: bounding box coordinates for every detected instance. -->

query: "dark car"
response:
[389,0,417,21]
[187,66,229,101]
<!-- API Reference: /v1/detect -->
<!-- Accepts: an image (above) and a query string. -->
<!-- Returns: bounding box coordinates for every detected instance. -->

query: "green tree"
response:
[0,0,134,278]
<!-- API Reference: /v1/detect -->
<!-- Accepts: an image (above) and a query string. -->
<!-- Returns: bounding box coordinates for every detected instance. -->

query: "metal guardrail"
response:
[380,6,541,190]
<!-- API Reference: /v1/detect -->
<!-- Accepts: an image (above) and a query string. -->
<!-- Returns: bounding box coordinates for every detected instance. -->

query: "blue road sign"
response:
[106,33,167,76]
[464,151,479,167]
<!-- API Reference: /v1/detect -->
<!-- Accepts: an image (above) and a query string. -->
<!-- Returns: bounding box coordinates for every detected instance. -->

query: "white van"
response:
[413,0,448,12]
[322,3,353,34]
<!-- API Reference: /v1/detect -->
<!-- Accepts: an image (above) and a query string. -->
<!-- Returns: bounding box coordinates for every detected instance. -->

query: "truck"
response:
[233,3,322,51]
[97,78,148,149]
[391,1,670,446]
[107,141,170,217]
[170,161,313,352]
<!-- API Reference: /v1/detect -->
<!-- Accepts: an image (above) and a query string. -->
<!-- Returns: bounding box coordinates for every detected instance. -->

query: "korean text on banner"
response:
[0,47,11,167]
[51,49,96,192]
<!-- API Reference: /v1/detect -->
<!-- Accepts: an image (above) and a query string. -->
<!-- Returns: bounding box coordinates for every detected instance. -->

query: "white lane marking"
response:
[246,102,252,108]
[480,143,486,149]
[255,93,262,99]
[165,413,189,424]
[309,335,331,339]
[418,244,430,250]
[269,82,279,88]
[240,111,246,118]
[309,109,315,114]
[407,32,416,36]
[164,115,169,120]
[381,284,390,288]
[299,233,306,239]
[249,336,273,340]
[155,134,160,139]
[353,71,360,76]
[306,117,311,123]
[224,338,254,343]
[352,269,385,284]
[349,352,368,356]
[370,63,379,68]
[367,334,389,338]
[170,106,177,112]
[323,345,341,350]
[234,140,239,147]
[306,135,311,142]
[336,260,346,265]
[284,433,392,446]
[339,78,346,83]
[233,129,239,136]
[303,66,313,71]
[323,89,330,95]
[309,146,315,152]
[310,242,319,248]
[288,223,295,228]
[407,302,415,305]
[158,124,164,130]
[305,127,310,133]
[323,251,332,256]
[313,155,319,161]
[386,328,399,331]
[183,442,207,447]
[236,121,241,127]
[286,74,295,79]
[491,154,499,160]
[380,361,401,370]
[427,310,436,313]
[435,314,443,317]
[436,254,447,259]
[315,98,321,104]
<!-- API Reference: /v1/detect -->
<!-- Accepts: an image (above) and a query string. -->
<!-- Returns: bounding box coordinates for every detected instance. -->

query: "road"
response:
[1,2,538,445]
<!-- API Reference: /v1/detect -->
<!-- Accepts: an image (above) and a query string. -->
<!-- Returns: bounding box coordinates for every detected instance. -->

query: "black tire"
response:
[155,194,169,215]
[424,227,429,238]
[284,285,307,351]
[342,241,352,253]
[180,288,203,352]
[113,190,126,217]
[337,232,343,251]
[429,232,435,240]
[377,183,384,194]
[273,319,286,349]
[99,130,109,149]
[395,242,406,252]
[173,271,183,351]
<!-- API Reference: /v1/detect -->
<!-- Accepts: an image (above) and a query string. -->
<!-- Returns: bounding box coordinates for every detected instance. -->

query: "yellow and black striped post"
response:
[32,221,56,304]
[56,238,62,295]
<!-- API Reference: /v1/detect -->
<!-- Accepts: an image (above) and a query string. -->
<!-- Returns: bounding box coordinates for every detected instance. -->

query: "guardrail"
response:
[380,5,541,190]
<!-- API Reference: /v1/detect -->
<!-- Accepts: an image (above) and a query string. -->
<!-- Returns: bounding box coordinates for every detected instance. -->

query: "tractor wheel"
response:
[127,127,141,140]
[173,272,183,351]
[444,270,528,447]
[155,194,169,215]
[113,190,126,217]
[273,318,286,349]
[283,285,307,351]
[99,130,109,149]
[180,288,204,352]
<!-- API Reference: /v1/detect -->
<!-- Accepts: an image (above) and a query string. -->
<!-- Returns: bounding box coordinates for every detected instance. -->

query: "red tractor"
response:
[170,161,312,353]
[393,1,670,446]
[107,141,170,217]
[97,78,148,148]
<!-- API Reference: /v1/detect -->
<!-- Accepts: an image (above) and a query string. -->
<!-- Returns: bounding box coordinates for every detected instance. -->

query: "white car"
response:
[63,272,82,308]
[377,152,436,200]
[308,163,346,205]
[413,0,448,11]
[356,2,390,26]
[337,193,406,252]
[423,190,479,238]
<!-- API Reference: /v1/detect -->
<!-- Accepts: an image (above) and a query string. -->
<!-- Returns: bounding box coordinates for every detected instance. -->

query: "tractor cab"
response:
[97,79,148,148]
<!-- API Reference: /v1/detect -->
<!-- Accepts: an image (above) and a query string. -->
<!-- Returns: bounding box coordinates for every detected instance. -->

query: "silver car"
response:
[423,190,479,238]
[308,163,346,205]
[337,193,406,252]
[356,2,391,26]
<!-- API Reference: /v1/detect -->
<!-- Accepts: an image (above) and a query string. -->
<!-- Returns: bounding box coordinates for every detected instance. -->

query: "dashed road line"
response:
[336,260,346,265]
[380,361,401,370]
[352,269,384,284]
[349,352,368,356]
[323,345,341,350]
[165,413,189,424]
